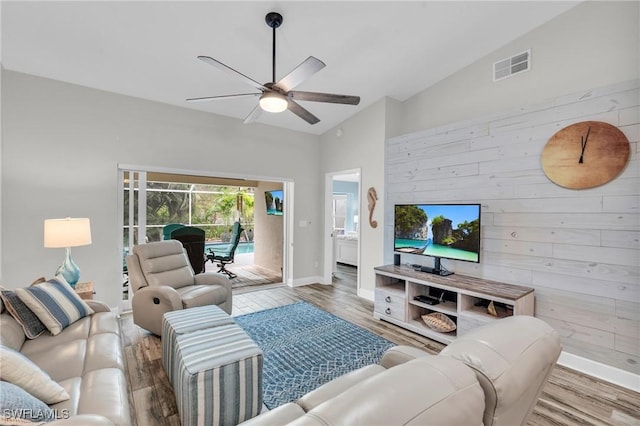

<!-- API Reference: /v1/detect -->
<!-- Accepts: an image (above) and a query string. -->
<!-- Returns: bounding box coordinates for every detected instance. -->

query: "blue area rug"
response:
[234,302,395,409]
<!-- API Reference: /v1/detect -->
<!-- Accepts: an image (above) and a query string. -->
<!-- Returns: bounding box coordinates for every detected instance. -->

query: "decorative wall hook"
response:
[367,187,378,228]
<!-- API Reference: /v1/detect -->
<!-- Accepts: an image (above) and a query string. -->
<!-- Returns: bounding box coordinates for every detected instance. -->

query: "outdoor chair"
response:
[207,221,243,279]
[170,226,206,274]
[125,240,232,336]
[163,223,185,240]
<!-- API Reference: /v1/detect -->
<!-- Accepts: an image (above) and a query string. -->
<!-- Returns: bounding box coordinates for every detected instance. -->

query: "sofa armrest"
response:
[194,272,231,291]
[297,364,385,412]
[239,403,305,426]
[86,300,111,313]
[380,345,432,369]
[290,357,485,426]
[48,414,116,426]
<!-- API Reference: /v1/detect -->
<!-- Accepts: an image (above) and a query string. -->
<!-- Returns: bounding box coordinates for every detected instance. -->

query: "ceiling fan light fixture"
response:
[259,92,288,113]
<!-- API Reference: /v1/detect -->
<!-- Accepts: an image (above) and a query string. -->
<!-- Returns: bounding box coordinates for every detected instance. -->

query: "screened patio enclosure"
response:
[120,171,260,303]
[122,171,256,246]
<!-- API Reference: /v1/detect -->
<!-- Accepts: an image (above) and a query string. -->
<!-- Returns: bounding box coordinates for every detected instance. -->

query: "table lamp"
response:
[44,217,92,287]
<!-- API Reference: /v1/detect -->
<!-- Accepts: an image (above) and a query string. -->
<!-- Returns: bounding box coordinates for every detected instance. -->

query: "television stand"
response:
[373,264,534,344]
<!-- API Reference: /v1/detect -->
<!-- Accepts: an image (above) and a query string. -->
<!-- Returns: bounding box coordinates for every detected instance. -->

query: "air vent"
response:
[493,49,531,81]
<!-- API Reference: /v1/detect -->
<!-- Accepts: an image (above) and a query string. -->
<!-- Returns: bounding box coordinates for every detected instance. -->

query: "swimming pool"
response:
[205,241,254,254]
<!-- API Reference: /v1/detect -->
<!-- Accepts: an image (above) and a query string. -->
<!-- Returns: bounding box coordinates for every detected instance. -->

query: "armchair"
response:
[125,240,232,336]
[206,221,243,278]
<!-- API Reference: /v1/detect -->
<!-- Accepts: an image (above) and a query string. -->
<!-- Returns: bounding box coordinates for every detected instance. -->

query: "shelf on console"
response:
[409,299,457,316]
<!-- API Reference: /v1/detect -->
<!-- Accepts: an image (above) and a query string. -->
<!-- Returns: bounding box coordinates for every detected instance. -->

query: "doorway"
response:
[323,169,361,292]
[118,165,291,313]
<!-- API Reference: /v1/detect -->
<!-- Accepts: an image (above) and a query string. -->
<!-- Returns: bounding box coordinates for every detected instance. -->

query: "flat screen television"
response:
[265,190,283,216]
[394,203,481,276]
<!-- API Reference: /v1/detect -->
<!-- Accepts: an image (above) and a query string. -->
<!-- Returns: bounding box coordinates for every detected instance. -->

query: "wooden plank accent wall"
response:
[384,79,640,374]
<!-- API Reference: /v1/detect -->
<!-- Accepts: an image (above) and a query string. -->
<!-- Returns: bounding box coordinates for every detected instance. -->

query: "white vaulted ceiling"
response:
[1,1,579,135]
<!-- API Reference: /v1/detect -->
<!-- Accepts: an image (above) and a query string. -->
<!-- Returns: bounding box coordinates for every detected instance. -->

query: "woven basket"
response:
[421,312,456,333]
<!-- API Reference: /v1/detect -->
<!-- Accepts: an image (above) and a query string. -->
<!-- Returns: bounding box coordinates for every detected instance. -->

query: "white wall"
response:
[320,98,392,299]
[1,71,320,307]
[254,181,284,275]
[398,1,640,136]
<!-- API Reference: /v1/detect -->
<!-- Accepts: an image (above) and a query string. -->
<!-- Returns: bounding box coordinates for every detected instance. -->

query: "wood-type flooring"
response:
[120,264,640,426]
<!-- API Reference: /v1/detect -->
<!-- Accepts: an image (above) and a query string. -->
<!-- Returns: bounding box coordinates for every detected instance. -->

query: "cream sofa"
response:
[241,315,561,426]
[0,296,131,425]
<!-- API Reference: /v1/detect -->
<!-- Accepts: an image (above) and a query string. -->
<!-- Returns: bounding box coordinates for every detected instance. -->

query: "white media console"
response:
[374,264,535,344]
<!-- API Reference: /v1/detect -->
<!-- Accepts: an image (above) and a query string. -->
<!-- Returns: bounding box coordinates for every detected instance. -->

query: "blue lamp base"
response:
[55,247,80,288]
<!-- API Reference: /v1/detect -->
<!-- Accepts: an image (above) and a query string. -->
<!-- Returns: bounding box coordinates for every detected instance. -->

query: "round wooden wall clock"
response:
[541,121,630,189]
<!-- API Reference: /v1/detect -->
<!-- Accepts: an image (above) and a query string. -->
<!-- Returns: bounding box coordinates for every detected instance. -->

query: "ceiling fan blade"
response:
[276,56,326,92]
[243,104,263,124]
[288,91,360,105]
[287,99,320,125]
[198,56,266,91]
[186,93,260,103]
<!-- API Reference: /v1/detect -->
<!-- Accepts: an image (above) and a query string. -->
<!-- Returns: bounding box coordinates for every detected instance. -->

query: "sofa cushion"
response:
[27,339,87,382]
[0,288,47,339]
[0,313,26,351]
[51,371,130,424]
[0,344,70,404]
[0,380,56,423]
[20,316,90,356]
[15,277,94,336]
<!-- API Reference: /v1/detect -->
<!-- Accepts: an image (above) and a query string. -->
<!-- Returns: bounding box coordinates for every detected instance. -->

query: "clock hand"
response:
[578,126,591,164]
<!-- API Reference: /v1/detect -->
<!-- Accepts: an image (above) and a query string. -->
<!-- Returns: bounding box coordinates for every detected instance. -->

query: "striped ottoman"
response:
[173,324,263,426]
[162,305,235,384]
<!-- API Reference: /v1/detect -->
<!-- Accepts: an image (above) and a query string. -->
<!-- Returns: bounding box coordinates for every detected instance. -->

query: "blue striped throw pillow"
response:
[15,276,94,336]
[0,288,47,339]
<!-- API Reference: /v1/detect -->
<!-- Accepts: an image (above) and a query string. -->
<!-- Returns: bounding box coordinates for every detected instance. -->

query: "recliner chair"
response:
[125,240,232,336]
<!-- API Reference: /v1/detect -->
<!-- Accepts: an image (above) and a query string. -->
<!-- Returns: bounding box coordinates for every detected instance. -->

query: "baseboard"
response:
[357,287,374,301]
[557,351,640,392]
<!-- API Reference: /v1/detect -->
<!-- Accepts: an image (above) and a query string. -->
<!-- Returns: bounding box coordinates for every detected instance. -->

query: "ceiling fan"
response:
[187,12,360,125]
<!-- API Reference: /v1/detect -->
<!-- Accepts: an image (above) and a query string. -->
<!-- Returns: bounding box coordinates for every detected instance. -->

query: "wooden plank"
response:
[619,106,640,126]
[481,250,639,285]
[492,212,639,231]
[534,288,616,333]
[482,225,601,246]
[532,270,639,301]
[483,237,553,258]
[552,244,639,268]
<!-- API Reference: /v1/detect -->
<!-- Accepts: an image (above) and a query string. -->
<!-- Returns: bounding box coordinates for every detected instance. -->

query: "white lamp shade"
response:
[259,92,288,113]
[44,218,92,248]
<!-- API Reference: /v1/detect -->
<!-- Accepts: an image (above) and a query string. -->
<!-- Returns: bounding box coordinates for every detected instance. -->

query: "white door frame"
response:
[323,168,361,290]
